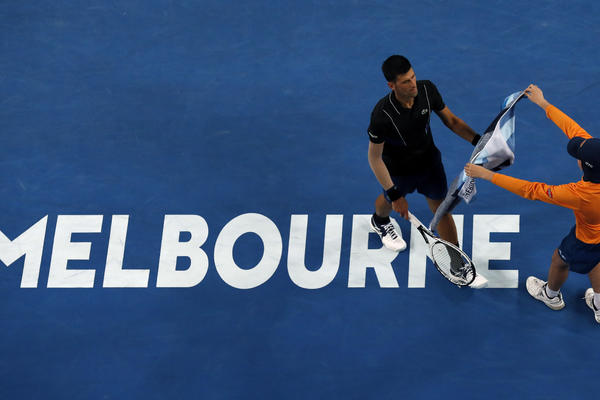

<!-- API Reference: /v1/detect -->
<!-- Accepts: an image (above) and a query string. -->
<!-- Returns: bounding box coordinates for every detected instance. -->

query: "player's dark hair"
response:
[382,55,411,82]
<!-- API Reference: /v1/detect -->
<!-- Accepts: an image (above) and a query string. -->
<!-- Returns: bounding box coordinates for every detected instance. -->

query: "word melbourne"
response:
[0,213,520,289]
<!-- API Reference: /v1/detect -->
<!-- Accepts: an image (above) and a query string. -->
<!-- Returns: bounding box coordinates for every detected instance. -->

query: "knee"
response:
[440,213,454,224]
[552,250,569,270]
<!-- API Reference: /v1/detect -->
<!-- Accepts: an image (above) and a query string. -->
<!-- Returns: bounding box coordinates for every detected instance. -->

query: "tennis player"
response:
[368,55,480,253]
[465,84,600,323]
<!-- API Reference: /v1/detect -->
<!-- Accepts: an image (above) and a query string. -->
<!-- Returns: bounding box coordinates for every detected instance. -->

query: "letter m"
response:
[0,216,48,288]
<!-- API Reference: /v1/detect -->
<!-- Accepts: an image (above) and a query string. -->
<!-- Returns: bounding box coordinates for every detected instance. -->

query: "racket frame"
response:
[408,211,476,286]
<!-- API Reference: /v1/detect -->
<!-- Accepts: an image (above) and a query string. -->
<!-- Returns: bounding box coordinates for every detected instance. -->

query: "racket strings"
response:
[431,242,474,284]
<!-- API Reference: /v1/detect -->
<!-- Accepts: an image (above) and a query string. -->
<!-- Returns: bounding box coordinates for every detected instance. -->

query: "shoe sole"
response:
[584,289,600,323]
[540,300,565,311]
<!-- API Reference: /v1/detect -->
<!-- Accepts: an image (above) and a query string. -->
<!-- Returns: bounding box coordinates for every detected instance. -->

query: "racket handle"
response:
[407,211,422,227]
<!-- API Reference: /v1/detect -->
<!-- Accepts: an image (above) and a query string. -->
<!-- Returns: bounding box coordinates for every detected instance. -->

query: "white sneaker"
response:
[468,274,488,289]
[370,216,407,252]
[584,288,600,323]
[526,276,565,310]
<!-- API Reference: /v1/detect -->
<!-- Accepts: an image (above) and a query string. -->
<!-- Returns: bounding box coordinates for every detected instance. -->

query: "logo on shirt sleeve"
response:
[546,188,553,198]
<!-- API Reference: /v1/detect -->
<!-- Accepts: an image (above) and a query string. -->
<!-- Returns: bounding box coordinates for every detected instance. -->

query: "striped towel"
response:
[430,91,525,231]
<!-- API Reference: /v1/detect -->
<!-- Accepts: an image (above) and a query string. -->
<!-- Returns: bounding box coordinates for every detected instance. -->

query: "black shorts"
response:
[382,154,448,201]
[558,226,600,274]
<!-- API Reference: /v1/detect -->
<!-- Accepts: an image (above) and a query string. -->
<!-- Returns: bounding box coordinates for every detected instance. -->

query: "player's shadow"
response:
[430,265,477,303]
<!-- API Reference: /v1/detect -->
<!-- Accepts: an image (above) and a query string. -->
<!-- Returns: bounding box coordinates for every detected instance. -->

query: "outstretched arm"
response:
[464,163,582,210]
[464,163,495,181]
[525,84,592,140]
[436,106,481,145]
[523,84,551,110]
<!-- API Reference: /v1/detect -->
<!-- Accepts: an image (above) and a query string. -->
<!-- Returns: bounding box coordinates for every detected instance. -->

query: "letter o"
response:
[214,213,282,289]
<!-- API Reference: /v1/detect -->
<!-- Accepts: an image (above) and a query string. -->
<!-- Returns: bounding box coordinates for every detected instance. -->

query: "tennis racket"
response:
[408,211,476,286]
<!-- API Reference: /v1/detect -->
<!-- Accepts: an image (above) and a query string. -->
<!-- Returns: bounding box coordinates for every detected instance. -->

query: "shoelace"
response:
[382,222,398,239]
[541,284,561,302]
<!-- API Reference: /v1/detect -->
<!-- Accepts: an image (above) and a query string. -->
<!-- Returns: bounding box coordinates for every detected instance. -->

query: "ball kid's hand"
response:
[464,163,495,181]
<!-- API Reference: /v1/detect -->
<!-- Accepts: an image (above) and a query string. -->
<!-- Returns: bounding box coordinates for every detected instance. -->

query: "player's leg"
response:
[417,152,458,245]
[587,262,600,295]
[371,191,407,252]
[425,197,458,246]
[374,193,392,218]
[526,248,568,311]
[425,196,467,277]
[547,248,570,292]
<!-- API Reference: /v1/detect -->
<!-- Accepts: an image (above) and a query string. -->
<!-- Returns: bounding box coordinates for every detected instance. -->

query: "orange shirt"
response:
[491,104,600,244]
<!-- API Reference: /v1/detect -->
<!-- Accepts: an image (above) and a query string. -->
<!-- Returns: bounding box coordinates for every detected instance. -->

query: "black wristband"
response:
[471,134,481,146]
[385,185,402,202]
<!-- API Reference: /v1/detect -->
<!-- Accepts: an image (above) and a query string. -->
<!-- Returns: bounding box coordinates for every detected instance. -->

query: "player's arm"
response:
[436,106,481,145]
[368,141,394,189]
[464,163,583,210]
[525,84,593,139]
[368,141,409,218]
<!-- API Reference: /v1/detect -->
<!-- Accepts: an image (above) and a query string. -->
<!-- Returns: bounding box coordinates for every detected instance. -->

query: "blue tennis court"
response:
[1,1,598,398]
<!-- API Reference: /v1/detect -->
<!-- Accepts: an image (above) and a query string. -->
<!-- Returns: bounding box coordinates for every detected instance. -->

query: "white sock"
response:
[594,292,600,310]
[545,285,559,298]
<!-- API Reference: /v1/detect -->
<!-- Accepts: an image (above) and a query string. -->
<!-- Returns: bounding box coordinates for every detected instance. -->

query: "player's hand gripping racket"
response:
[408,211,476,287]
